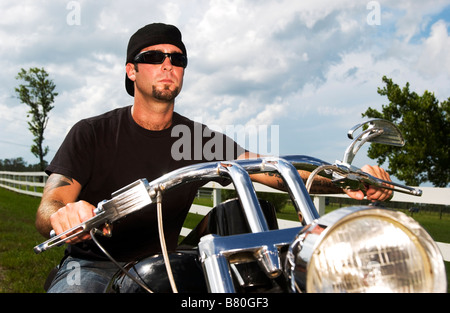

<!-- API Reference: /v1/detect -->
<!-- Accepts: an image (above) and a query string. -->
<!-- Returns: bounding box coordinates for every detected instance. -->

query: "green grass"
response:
[1,188,448,292]
[0,188,64,292]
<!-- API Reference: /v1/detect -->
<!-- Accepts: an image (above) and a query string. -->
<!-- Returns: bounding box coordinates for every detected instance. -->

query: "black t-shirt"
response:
[46,106,245,261]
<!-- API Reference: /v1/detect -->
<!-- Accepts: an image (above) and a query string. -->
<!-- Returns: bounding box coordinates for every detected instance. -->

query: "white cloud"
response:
[391,0,449,42]
[416,20,450,78]
[0,0,449,171]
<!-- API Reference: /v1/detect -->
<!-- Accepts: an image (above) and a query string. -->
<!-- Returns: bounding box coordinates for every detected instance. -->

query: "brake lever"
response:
[354,170,422,196]
[332,162,422,197]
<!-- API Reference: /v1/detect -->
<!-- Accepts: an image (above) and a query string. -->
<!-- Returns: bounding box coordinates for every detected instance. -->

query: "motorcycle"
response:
[34,119,447,293]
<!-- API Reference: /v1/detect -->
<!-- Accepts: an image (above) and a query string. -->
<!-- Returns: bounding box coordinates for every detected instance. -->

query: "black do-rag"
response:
[125,23,187,97]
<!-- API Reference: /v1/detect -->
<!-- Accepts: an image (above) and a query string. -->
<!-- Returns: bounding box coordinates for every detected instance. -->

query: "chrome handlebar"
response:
[34,155,422,254]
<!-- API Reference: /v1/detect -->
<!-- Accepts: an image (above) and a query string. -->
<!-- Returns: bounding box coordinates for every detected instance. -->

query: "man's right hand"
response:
[49,200,96,244]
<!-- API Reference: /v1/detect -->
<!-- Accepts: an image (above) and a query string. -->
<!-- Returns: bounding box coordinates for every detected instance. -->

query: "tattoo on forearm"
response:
[264,172,286,189]
[44,175,74,192]
[308,177,343,194]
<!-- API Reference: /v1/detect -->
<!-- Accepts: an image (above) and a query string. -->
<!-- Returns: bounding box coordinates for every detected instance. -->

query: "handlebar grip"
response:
[330,162,422,197]
[33,242,47,254]
[357,172,422,196]
[33,230,60,254]
[33,223,87,254]
[35,202,106,254]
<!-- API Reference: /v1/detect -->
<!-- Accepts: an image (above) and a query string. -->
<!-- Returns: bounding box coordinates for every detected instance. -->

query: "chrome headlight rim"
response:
[286,206,447,293]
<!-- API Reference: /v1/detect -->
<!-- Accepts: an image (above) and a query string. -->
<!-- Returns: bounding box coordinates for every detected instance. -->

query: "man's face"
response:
[128,44,185,102]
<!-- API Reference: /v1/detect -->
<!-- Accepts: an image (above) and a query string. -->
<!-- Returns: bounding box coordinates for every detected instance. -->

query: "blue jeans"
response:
[47,256,124,293]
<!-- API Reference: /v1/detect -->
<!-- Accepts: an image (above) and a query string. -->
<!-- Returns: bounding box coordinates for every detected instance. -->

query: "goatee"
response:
[153,85,180,102]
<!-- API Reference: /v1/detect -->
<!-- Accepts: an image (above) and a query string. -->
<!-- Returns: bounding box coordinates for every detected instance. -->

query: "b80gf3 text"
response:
[225,297,269,308]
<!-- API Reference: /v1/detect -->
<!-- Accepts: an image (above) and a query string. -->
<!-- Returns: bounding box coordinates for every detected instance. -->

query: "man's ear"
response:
[126,63,137,81]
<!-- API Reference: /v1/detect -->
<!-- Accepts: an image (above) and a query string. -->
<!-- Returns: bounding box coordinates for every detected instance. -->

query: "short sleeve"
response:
[45,119,95,186]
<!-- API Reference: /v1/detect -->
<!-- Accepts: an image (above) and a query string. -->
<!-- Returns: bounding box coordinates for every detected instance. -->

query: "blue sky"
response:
[0,0,449,186]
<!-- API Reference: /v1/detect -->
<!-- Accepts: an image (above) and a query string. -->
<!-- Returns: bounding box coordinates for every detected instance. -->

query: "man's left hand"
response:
[344,165,393,202]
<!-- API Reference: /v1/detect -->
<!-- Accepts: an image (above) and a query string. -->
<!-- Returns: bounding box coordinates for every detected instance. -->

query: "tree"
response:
[362,76,449,187]
[0,157,28,171]
[15,68,58,171]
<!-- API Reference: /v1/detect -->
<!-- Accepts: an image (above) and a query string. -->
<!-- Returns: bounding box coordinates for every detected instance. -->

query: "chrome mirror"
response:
[342,119,404,165]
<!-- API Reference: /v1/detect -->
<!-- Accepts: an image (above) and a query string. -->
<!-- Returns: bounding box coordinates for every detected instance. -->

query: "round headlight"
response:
[286,206,447,293]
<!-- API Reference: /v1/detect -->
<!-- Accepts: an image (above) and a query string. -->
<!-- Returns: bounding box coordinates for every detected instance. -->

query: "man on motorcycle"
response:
[35,23,392,293]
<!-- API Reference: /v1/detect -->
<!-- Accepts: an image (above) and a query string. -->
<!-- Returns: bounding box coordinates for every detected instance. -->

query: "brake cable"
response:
[156,190,178,293]
[305,164,338,193]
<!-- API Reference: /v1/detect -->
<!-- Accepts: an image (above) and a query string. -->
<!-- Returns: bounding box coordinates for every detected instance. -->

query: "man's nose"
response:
[162,56,173,70]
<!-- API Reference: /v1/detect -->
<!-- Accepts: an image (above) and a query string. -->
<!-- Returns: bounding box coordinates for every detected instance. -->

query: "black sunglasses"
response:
[134,50,188,68]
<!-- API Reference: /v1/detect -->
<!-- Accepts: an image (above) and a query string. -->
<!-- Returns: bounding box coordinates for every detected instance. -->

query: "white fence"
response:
[0,171,47,197]
[1,171,449,261]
